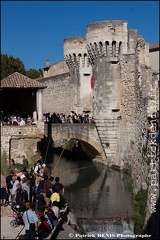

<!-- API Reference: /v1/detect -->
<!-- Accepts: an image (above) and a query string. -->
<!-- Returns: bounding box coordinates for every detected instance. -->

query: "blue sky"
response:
[1,1,159,70]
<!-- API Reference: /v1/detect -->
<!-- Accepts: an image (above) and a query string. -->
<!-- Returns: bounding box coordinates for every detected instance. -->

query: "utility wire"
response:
[52,141,68,173]
[44,137,51,163]
[59,164,94,174]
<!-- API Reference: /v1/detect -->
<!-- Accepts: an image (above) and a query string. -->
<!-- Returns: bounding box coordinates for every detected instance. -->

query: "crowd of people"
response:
[0,111,95,126]
[43,112,95,124]
[0,159,68,239]
[1,112,37,126]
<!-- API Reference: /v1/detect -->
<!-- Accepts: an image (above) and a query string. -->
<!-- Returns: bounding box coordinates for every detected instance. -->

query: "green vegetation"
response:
[123,167,133,192]
[110,164,133,191]
[133,189,148,235]
[110,163,148,235]
[111,164,121,172]
[1,54,42,80]
[122,167,130,175]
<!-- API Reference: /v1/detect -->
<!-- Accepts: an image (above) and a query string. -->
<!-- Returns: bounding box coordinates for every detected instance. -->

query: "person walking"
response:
[6,171,14,203]
[0,172,8,206]
[23,202,38,239]
[22,155,29,170]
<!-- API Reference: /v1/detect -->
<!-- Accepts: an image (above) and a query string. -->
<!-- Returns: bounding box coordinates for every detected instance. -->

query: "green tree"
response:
[26,68,43,79]
[1,54,43,80]
[1,54,25,80]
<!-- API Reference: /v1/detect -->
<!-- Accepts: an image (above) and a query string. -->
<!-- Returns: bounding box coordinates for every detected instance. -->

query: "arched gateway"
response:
[44,123,106,161]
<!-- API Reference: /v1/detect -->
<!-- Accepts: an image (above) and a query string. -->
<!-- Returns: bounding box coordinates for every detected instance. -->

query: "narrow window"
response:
[112,41,116,57]
[84,53,87,67]
[99,42,103,55]
[105,41,109,56]
[118,42,122,56]
[94,42,98,56]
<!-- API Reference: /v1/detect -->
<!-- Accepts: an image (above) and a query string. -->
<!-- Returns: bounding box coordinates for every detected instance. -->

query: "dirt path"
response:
[0,205,25,239]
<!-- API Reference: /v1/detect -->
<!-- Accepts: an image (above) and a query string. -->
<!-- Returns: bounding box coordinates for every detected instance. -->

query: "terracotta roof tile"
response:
[1,72,47,89]
[149,43,160,50]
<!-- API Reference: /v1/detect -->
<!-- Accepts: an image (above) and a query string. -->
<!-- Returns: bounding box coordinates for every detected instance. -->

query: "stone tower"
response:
[64,20,156,166]
[64,36,93,114]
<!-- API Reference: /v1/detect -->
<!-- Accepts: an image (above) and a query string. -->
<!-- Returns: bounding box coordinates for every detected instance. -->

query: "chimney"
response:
[46,59,50,67]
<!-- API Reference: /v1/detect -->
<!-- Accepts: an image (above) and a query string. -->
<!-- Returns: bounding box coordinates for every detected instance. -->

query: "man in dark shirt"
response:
[6,171,14,203]
[52,177,64,194]
[36,190,46,211]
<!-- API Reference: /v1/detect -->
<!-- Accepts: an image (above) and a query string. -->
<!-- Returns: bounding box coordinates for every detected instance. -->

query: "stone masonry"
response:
[40,20,159,224]
[1,20,159,225]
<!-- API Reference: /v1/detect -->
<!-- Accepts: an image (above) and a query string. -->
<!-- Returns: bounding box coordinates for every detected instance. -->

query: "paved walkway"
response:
[1,215,25,239]
[1,206,81,239]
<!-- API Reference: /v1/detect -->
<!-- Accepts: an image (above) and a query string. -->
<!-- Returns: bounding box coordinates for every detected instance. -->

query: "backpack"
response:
[38,219,51,238]
[46,212,59,230]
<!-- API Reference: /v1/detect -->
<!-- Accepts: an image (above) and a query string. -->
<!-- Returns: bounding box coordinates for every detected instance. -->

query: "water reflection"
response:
[48,154,133,220]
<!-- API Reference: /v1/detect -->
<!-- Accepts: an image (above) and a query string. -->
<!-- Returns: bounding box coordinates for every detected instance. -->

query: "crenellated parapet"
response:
[64,36,93,114]
[64,36,90,69]
[86,20,129,63]
[64,20,149,68]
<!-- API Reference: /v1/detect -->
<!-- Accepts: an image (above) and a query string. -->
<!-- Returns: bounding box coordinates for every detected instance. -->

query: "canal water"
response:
[48,153,134,237]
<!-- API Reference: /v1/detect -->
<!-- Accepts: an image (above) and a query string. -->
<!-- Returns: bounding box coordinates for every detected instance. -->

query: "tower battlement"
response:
[64,20,149,68]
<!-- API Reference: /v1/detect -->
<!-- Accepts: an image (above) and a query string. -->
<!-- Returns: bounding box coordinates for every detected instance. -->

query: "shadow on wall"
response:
[37,123,54,163]
[144,197,159,239]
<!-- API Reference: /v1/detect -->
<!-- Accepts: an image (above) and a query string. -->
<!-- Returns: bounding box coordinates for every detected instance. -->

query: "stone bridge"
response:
[1,123,107,164]
[44,123,106,161]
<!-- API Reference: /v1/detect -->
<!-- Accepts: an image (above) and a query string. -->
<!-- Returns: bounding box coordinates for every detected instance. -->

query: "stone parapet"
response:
[1,125,44,164]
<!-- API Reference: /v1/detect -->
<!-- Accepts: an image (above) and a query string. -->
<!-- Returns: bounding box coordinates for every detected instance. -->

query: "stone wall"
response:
[1,123,44,164]
[1,19,158,227]
[118,36,159,224]
[43,60,69,78]
[39,73,73,116]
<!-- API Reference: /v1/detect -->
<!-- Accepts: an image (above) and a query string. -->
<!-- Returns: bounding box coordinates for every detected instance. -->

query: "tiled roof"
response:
[1,72,47,89]
[149,43,160,50]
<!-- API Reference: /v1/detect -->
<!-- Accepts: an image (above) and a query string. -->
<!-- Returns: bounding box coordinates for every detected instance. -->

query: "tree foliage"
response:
[26,68,43,79]
[1,54,25,80]
[1,54,43,80]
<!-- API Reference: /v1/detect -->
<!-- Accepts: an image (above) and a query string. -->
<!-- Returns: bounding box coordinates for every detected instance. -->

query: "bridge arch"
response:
[45,124,106,160]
